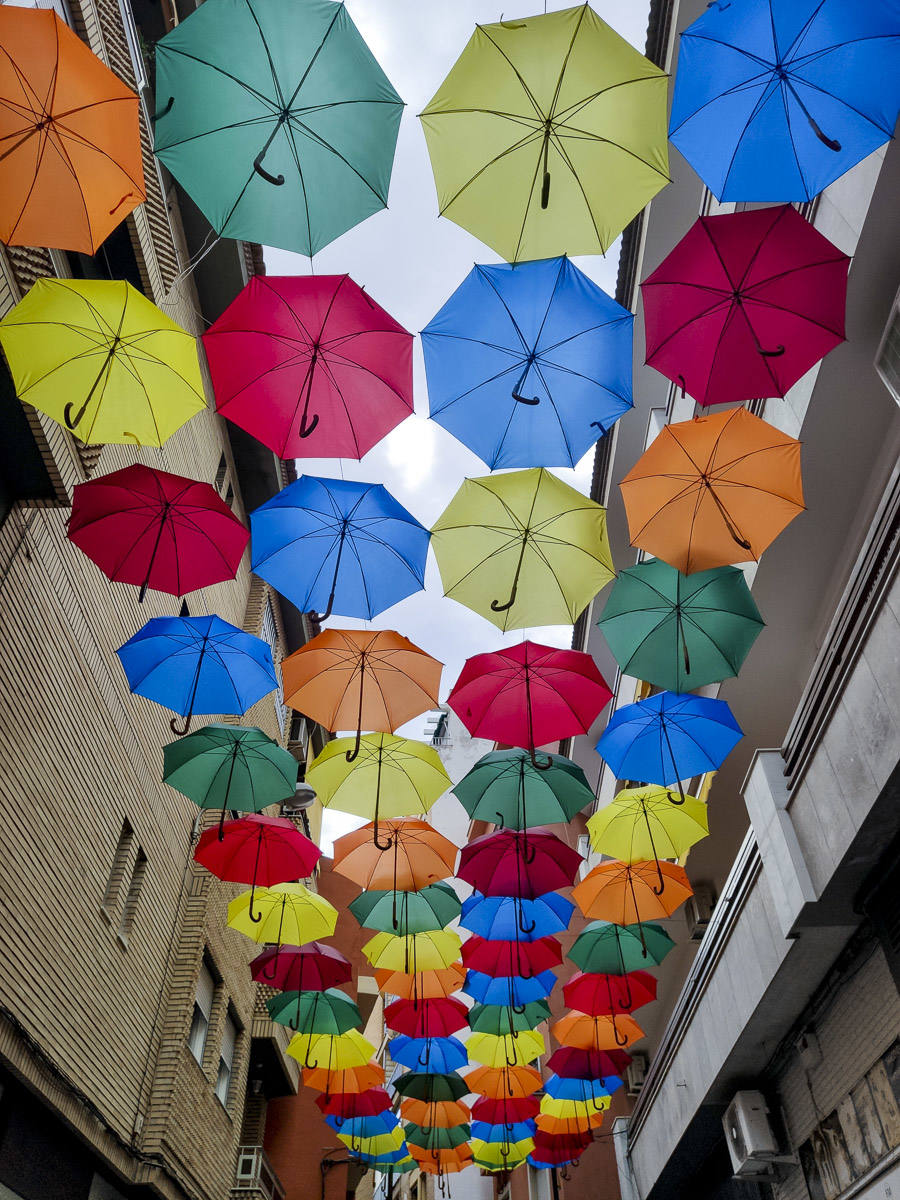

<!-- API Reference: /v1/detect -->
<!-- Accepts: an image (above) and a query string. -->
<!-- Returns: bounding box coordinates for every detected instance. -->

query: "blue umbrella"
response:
[422,257,633,469]
[543,1075,622,1102]
[596,691,742,801]
[325,1113,400,1137]
[460,892,574,942]
[669,0,900,202]
[528,1157,577,1169]
[389,1035,468,1074]
[250,475,430,620]
[471,1120,536,1143]
[463,970,557,1008]
[347,1148,410,1166]
[117,614,277,735]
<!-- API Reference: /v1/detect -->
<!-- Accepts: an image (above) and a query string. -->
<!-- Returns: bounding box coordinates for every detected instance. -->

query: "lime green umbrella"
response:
[349,883,461,935]
[404,1124,471,1150]
[569,920,675,974]
[420,5,668,262]
[431,468,614,632]
[266,988,361,1035]
[468,1001,551,1037]
[454,749,594,829]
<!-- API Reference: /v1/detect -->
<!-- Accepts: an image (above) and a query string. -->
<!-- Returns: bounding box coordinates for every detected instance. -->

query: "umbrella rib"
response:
[157,46,277,115]
[476,26,546,124]
[437,126,544,215]
[531,358,578,466]
[287,112,391,205]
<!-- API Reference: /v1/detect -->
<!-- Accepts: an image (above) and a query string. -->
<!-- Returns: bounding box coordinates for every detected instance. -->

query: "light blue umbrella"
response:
[389,1035,468,1074]
[471,1120,536,1143]
[460,892,574,942]
[463,970,557,1008]
[543,1075,621,1102]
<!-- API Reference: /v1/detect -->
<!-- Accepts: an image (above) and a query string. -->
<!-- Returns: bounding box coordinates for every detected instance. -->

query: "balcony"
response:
[233,1145,286,1200]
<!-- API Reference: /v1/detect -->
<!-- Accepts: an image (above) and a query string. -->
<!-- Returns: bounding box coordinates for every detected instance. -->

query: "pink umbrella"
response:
[202,274,413,460]
[250,942,352,991]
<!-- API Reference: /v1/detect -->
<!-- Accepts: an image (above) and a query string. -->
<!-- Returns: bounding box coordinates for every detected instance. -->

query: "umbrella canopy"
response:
[453,749,595,830]
[194,815,321,915]
[202,274,413,459]
[117,615,277,735]
[535,1112,604,1136]
[620,407,804,574]
[461,936,563,977]
[420,5,668,261]
[393,1072,469,1103]
[349,883,461,935]
[598,559,764,693]
[316,1089,392,1120]
[288,1028,375,1070]
[641,206,850,407]
[568,921,675,977]
[448,641,611,762]
[464,970,557,1008]
[409,1144,473,1168]
[669,0,900,202]
[154,0,402,255]
[332,819,458,891]
[390,1036,468,1074]
[596,692,743,792]
[461,892,574,942]
[375,964,466,1001]
[68,466,248,602]
[563,971,658,1016]
[458,829,582,901]
[385,998,469,1039]
[0,6,144,254]
[543,1075,620,1102]
[404,1124,470,1151]
[423,256,633,469]
[470,1138,533,1169]
[468,1001,551,1037]
[546,1046,632,1081]
[227,882,337,946]
[588,787,709,888]
[551,1012,644,1051]
[336,1126,405,1155]
[400,1099,471,1128]
[250,942,351,992]
[471,1120,536,1144]
[572,861,693,925]
[432,469,614,631]
[302,1062,384,1094]
[267,988,361,1035]
[250,475,429,621]
[282,630,441,754]
[164,724,298,820]
[465,1065,542,1099]
[326,1113,400,1138]
[468,1032,545,1069]
[0,279,204,446]
[472,1096,540,1125]
[362,930,461,973]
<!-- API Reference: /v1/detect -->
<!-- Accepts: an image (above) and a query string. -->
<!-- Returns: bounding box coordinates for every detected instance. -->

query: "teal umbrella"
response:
[468,1001,550,1037]
[349,883,461,935]
[453,749,595,829]
[404,1124,471,1150]
[569,921,675,974]
[153,0,403,256]
[266,988,361,1034]
[597,559,764,693]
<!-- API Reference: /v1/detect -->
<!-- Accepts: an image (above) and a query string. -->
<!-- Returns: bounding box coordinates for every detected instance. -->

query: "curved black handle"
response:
[169,713,192,736]
[299,411,320,438]
[491,582,518,613]
[540,170,550,209]
[512,390,540,406]
[529,747,554,772]
[63,399,88,432]
[151,95,174,123]
[759,344,786,358]
[253,152,285,186]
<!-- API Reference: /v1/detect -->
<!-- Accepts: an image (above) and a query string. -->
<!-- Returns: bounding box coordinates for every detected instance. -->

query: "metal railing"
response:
[235,1145,286,1200]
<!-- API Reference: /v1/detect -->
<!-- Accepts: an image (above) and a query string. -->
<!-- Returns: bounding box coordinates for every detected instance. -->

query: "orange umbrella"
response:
[552,1012,645,1050]
[282,629,442,759]
[572,860,693,924]
[0,7,145,254]
[465,1065,543,1099]
[375,963,466,1000]
[409,1145,473,1167]
[620,407,803,574]
[536,1112,604,1136]
[401,1099,471,1128]
[301,1061,384,1094]
[332,818,458,890]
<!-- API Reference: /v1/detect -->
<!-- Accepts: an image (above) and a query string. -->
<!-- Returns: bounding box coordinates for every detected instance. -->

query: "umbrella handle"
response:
[151,95,174,122]
[261,941,281,983]
[248,878,263,923]
[612,1014,628,1048]
[560,1166,572,1182]
[513,389,540,406]
[253,149,285,187]
[759,345,786,358]
[512,361,540,406]
[491,530,528,613]
[169,712,193,736]
[298,411,319,438]
[677,374,686,399]
[517,907,536,937]
[345,655,367,763]
[418,1046,430,1068]
[345,728,363,763]
[528,746,554,772]
[315,525,347,624]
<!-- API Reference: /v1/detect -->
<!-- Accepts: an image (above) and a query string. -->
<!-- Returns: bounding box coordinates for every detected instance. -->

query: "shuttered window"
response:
[188,960,215,1064]
[215,1012,237,1106]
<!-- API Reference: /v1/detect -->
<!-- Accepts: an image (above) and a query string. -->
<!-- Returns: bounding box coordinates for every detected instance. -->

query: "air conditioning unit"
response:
[685,885,714,940]
[723,1091,780,1176]
[625,1054,648,1096]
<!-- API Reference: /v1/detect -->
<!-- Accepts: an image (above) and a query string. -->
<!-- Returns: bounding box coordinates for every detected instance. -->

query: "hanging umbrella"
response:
[390,1036,468,1074]
[333,819,458,892]
[543,1075,621,1103]
[461,892,574,942]
[362,930,461,973]
[117,615,277,735]
[462,936,563,978]
[464,970,557,1008]
[572,861,693,926]
[641,206,850,407]
[597,559,764,693]
[465,1065,542,1099]
[164,725,298,829]
[282,629,441,759]
[307,734,451,847]
[470,1138,533,1169]
[68,466,248,603]
[669,0,900,203]
[420,5,668,261]
[336,1126,405,1155]
[551,1012,644,1051]
[530,1133,592,1164]
[194,815,320,917]
[349,883,461,935]
[316,1089,393,1120]
[568,921,675,976]
[472,1096,540,1125]
[453,749,595,829]
[326,1113,400,1138]
[404,1124,470,1150]
[288,1028,375,1071]
[563,971,658,1017]
[596,692,743,800]
[423,256,633,469]
[458,829,582,903]
[227,883,337,971]
[587,787,708,892]
[468,1001,551,1037]
[400,1099,471,1128]
[385,998,469,1039]
[393,1072,469,1103]
[432,469,614,631]
[0,279,205,446]
[546,1046,632,1082]
[374,964,466,1001]
[408,1144,473,1168]
[620,407,804,574]
[202,274,412,458]
[471,1120,536,1144]
[535,1112,604,1136]
[250,941,351,992]
[302,1061,385,1095]
[468,1031,545,1070]
[0,6,145,254]
[449,642,611,768]
[154,0,403,255]
[267,988,361,1035]
[250,475,429,622]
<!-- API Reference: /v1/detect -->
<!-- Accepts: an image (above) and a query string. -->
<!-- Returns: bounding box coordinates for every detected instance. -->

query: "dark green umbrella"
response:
[266,987,361,1034]
[569,921,675,975]
[393,1072,468,1103]
[404,1123,471,1149]
[467,1000,551,1036]
[453,749,595,829]
[597,559,764,693]
[349,883,461,934]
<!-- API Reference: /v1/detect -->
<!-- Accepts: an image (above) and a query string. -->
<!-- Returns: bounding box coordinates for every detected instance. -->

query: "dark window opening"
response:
[66,220,145,294]
[0,352,55,529]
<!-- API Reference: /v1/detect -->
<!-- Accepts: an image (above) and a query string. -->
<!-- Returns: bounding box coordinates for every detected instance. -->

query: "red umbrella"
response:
[563,971,658,1016]
[546,1046,632,1082]
[202,274,413,460]
[195,814,320,919]
[531,1132,593,1161]
[458,829,582,914]
[250,942,351,992]
[384,997,469,1038]
[315,1089,393,1120]
[471,1096,540,1125]
[462,935,562,977]
[448,641,611,767]
[641,204,849,408]
[68,464,249,602]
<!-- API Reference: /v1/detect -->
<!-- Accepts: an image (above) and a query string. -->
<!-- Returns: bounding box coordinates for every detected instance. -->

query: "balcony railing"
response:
[234,1145,285,1200]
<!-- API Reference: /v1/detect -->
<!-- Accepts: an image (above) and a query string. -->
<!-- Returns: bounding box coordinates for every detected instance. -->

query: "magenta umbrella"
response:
[250,941,352,991]
[68,464,248,601]
[641,204,849,407]
[202,274,413,460]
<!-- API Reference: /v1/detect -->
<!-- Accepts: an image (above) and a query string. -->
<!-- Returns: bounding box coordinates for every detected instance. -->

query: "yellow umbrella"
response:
[0,278,205,445]
[540,1095,610,1120]
[227,883,337,946]
[362,930,462,973]
[470,1138,533,1169]
[587,786,709,891]
[467,1031,545,1069]
[337,1129,406,1156]
[287,1028,376,1071]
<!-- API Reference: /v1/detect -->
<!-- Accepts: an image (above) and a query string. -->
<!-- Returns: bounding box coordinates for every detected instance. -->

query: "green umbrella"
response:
[468,1001,551,1037]
[163,724,299,835]
[153,0,403,256]
[393,1072,469,1103]
[597,559,764,693]
[266,988,361,1035]
[349,883,462,935]
[569,921,675,975]
[453,749,594,829]
[404,1124,471,1150]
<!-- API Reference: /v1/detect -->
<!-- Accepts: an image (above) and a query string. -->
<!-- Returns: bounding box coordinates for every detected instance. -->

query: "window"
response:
[117,848,146,943]
[215,1011,237,1106]
[875,287,900,406]
[188,959,215,1065]
[0,353,56,530]
[262,599,288,735]
[102,818,134,912]
[64,220,145,294]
